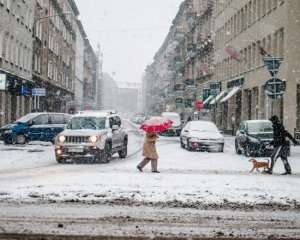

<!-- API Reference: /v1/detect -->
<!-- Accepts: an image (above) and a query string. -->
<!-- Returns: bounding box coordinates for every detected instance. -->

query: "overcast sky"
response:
[75,0,184,83]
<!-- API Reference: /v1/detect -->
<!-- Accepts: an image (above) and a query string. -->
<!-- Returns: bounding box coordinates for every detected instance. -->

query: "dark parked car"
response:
[0,112,71,144]
[235,120,290,157]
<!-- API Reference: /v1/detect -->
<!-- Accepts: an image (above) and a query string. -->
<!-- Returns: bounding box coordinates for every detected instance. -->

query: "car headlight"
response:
[248,136,260,143]
[89,135,98,143]
[58,135,66,143]
[4,130,12,134]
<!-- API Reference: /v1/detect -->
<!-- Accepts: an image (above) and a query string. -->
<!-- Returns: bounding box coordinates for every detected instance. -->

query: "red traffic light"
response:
[195,101,203,110]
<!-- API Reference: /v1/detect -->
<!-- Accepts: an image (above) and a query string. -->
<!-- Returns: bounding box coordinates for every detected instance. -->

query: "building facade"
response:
[143,0,300,136]
[0,0,35,126]
[32,0,79,113]
[212,0,299,134]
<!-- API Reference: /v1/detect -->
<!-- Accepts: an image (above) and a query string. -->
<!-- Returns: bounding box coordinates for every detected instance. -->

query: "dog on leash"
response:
[249,158,269,172]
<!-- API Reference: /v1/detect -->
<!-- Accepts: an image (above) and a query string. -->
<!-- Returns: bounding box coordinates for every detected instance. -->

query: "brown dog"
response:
[249,158,269,172]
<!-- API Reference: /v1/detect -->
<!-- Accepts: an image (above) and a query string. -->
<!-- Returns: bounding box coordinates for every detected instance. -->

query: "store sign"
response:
[0,73,6,90]
[32,88,46,96]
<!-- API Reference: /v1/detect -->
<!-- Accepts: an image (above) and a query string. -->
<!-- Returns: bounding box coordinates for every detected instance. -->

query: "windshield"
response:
[247,122,273,134]
[190,122,219,133]
[67,117,106,130]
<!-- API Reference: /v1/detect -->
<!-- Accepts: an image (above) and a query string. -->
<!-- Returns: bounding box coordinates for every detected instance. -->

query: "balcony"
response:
[185,78,196,89]
[174,84,185,93]
[186,43,196,60]
[174,55,185,69]
[174,31,185,42]
[163,70,175,82]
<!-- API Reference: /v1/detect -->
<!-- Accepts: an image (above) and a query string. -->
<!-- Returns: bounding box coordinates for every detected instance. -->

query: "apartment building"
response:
[212,0,299,134]
[0,0,35,126]
[32,0,78,113]
[143,0,300,135]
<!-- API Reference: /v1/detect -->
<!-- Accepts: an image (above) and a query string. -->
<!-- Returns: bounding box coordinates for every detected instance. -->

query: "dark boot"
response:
[282,159,291,175]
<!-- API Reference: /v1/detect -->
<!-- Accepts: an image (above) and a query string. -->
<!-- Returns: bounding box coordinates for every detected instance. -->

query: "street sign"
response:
[263,57,283,77]
[32,88,46,96]
[210,82,221,95]
[264,78,286,99]
[195,101,203,110]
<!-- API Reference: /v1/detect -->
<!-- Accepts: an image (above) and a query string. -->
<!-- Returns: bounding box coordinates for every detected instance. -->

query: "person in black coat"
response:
[265,115,298,175]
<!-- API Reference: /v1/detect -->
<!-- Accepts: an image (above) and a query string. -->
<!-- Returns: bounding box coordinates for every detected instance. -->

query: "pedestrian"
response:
[137,132,160,173]
[265,115,298,175]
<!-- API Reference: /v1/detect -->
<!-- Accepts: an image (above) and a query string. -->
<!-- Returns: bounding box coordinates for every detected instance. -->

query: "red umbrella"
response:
[140,117,173,133]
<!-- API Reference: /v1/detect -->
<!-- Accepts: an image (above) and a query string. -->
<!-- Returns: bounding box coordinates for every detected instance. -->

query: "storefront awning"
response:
[209,90,227,105]
[220,87,240,103]
[203,95,213,105]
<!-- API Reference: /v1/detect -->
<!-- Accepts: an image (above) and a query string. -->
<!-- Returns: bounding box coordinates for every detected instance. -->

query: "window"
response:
[114,116,121,127]
[51,114,64,124]
[184,99,193,108]
[32,114,50,125]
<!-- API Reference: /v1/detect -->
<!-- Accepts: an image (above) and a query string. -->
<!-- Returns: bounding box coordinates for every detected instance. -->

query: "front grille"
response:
[65,136,89,143]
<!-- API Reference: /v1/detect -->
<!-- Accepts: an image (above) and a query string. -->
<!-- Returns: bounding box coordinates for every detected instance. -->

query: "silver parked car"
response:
[180,120,224,152]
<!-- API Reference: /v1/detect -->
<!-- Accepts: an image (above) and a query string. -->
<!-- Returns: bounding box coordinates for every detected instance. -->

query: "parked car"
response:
[180,120,224,152]
[235,119,290,157]
[0,112,71,145]
[160,112,182,136]
[54,111,128,163]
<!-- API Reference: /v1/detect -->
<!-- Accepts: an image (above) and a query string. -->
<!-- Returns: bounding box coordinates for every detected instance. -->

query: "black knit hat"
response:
[269,115,279,122]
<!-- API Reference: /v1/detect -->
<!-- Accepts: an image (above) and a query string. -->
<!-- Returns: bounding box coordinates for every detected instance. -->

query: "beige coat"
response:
[142,132,159,159]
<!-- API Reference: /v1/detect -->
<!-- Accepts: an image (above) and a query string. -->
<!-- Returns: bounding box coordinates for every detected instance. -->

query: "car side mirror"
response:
[112,125,119,131]
[184,129,188,132]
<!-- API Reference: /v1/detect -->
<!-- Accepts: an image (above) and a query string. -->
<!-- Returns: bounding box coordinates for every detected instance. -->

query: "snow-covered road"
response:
[1,121,300,238]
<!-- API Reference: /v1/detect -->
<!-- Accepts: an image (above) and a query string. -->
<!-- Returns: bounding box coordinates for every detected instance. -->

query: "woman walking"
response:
[137,132,160,173]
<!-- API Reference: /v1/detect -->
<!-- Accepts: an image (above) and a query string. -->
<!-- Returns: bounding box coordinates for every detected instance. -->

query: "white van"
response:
[161,112,182,136]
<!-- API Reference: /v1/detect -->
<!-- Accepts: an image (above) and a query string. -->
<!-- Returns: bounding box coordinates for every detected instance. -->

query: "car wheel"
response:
[219,144,224,152]
[235,141,242,154]
[180,137,185,149]
[101,142,111,163]
[16,134,26,145]
[186,139,192,151]
[118,139,128,158]
[56,156,65,163]
[3,140,12,145]
[244,143,251,157]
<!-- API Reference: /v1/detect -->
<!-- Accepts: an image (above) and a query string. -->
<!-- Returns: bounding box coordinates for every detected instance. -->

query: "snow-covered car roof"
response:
[188,120,219,132]
[73,111,114,118]
[244,119,271,123]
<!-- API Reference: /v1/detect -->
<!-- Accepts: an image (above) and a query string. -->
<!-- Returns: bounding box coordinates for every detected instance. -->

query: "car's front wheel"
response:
[186,139,192,151]
[244,143,251,157]
[235,141,242,154]
[118,139,128,158]
[101,142,111,163]
[180,137,185,149]
[56,156,65,163]
[16,134,27,144]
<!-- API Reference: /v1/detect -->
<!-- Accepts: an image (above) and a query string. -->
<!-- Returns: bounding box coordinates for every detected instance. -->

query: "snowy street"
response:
[1,121,300,239]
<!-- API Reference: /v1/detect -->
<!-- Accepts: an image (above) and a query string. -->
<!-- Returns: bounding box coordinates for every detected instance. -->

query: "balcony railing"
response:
[174,31,185,42]
[185,78,196,89]
[174,84,185,92]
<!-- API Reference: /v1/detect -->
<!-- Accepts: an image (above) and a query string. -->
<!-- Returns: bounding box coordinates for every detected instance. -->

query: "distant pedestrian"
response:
[265,115,298,175]
[137,132,160,173]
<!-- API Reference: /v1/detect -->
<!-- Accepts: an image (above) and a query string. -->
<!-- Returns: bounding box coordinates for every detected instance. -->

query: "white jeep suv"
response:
[55,111,128,163]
